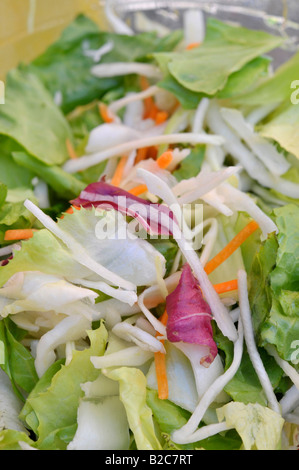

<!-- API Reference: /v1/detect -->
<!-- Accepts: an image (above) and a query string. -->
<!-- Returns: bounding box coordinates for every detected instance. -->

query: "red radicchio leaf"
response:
[70,181,175,236]
[1,255,13,267]
[166,263,218,366]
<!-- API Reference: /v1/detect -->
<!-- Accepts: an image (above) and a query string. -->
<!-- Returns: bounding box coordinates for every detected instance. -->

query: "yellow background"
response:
[0,0,107,80]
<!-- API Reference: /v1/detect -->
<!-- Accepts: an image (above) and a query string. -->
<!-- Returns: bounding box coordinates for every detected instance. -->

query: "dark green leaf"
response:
[0,318,38,400]
[173,145,205,181]
[12,152,85,200]
[0,68,72,165]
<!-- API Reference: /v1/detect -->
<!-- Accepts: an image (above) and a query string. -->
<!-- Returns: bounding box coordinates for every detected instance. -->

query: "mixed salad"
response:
[0,4,299,451]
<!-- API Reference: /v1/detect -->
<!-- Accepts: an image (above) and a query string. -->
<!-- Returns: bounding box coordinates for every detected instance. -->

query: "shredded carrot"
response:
[213,279,239,294]
[4,229,37,241]
[159,309,169,326]
[135,147,149,164]
[110,156,128,187]
[143,96,157,120]
[66,138,78,160]
[155,110,169,125]
[156,150,173,169]
[60,205,81,219]
[154,309,169,400]
[129,184,148,196]
[140,75,150,91]
[204,221,260,275]
[99,102,114,123]
[140,75,169,122]
[147,146,158,160]
[65,205,81,215]
[186,42,201,50]
[139,76,158,119]
[129,151,173,196]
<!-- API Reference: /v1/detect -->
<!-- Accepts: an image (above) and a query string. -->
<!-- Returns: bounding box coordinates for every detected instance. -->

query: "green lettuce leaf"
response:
[217,56,271,99]
[0,229,91,289]
[223,347,285,406]
[0,68,72,166]
[146,389,242,450]
[173,145,205,181]
[0,183,7,209]
[259,102,299,159]
[104,367,163,451]
[12,152,85,200]
[216,402,285,450]
[0,430,37,450]
[0,138,35,190]
[19,359,64,435]
[20,323,108,450]
[0,317,38,401]
[155,18,283,97]
[232,49,299,107]
[26,14,183,115]
[0,188,37,245]
[248,204,299,362]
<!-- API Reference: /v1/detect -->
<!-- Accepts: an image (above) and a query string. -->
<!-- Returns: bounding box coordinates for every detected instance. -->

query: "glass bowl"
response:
[107,0,299,66]
[1,0,298,81]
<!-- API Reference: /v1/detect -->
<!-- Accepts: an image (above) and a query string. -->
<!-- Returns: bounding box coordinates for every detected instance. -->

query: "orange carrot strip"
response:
[148,103,159,120]
[156,150,173,169]
[213,279,239,294]
[204,221,260,275]
[4,229,37,241]
[155,110,169,125]
[65,205,81,215]
[140,76,150,91]
[60,205,81,219]
[129,151,173,196]
[147,146,158,160]
[128,184,148,196]
[66,139,78,160]
[186,42,201,50]
[110,156,128,187]
[159,309,168,326]
[135,147,148,164]
[154,310,169,400]
[99,102,114,123]
[143,97,156,119]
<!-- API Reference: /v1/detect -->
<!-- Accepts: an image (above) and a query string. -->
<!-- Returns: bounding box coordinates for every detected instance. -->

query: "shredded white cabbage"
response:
[90,345,153,369]
[35,314,91,377]
[91,62,162,80]
[0,368,28,433]
[183,9,206,46]
[192,98,210,133]
[206,101,299,199]
[24,200,136,292]
[217,183,278,239]
[280,385,299,418]
[112,321,165,353]
[108,86,160,114]
[67,397,130,450]
[0,243,21,257]
[71,278,137,306]
[138,168,238,342]
[238,270,281,415]
[220,107,290,176]
[266,345,299,390]
[137,288,167,336]
[63,132,225,173]
[171,318,244,444]
[173,166,241,201]
[104,0,134,35]
[83,40,114,63]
